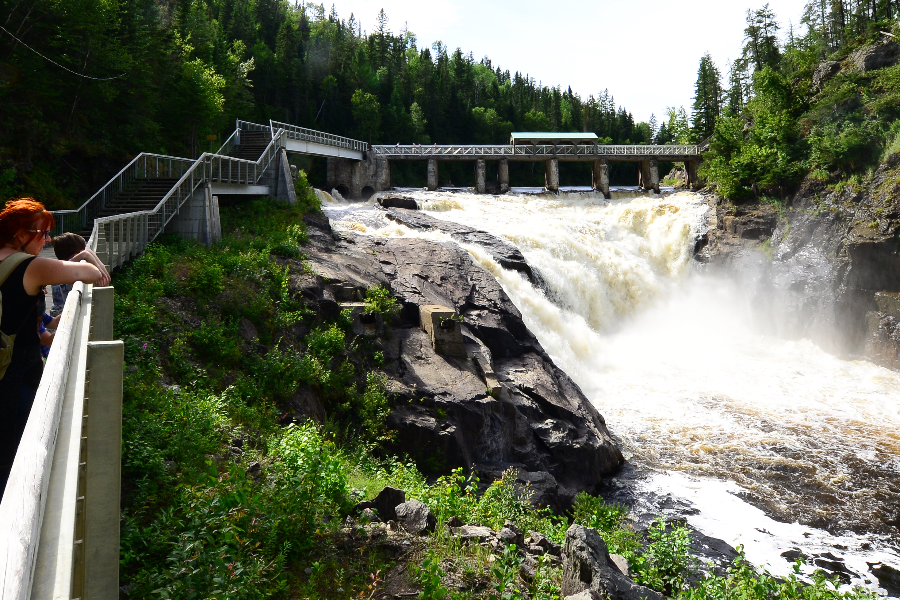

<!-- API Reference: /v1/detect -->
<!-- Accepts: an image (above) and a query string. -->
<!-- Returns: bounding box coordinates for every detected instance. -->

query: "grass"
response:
[114,176,882,600]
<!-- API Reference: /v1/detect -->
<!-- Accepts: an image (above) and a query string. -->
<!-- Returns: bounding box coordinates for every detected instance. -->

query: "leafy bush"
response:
[632,519,694,595]
[364,285,400,318]
[681,550,878,600]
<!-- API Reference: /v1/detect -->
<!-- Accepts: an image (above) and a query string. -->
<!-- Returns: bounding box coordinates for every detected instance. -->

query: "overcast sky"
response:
[321,0,811,123]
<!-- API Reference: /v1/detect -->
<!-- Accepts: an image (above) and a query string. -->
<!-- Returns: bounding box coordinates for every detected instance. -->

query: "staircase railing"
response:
[50,154,195,237]
[95,128,287,269]
[271,119,367,152]
[1,118,353,599]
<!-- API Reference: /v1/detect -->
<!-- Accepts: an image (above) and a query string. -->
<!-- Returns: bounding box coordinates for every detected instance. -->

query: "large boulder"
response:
[303,212,624,510]
[395,499,436,535]
[355,486,406,522]
[812,60,841,90]
[561,525,663,600]
[850,39,900,72]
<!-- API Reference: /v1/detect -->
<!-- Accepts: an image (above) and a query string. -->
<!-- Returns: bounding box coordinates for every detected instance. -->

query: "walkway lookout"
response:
[357,133,703,196]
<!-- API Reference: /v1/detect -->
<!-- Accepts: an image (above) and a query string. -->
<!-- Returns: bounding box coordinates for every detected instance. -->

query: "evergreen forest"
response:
[0,0,656,206]
[691,1,900,200]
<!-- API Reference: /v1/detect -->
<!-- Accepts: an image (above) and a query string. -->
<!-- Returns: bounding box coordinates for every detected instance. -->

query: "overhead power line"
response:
[0,25,125,81]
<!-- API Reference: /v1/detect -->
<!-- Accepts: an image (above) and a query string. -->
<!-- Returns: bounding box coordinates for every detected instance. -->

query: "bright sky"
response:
[323,0,811,123]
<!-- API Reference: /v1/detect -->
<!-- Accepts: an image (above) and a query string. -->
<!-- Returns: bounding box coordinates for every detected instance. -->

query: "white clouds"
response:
[326,0,810,123]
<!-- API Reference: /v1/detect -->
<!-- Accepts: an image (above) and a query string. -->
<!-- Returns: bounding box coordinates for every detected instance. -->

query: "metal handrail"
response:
[49,154,195,237]
[371,144,701,158]
[271,120,368,153]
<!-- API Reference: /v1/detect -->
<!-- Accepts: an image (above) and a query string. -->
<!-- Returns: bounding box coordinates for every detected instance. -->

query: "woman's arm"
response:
[22,257,107,295]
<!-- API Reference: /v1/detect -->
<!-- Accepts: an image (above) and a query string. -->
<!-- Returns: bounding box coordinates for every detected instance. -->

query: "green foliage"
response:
[692,54,723,141]
[293,169,321,214]
[491,544,525,600]
[632,519,694,596]
[680,550,879,600]
[414,554,453,600]
[364,285,400,318]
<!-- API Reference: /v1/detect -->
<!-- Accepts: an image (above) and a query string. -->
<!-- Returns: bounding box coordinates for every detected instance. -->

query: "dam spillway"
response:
[324,188,900,594]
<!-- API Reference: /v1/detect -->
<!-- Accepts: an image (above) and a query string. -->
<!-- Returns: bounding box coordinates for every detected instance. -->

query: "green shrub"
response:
[632,518,694,595]
[364,285,400,318]
[680,550,878,600]
[269,423,352,536]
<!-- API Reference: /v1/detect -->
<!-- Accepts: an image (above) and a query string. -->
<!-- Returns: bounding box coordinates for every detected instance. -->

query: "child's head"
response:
[50,232,86,261]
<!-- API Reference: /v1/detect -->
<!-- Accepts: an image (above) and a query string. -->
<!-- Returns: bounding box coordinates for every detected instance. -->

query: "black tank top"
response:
[0,256,43,364]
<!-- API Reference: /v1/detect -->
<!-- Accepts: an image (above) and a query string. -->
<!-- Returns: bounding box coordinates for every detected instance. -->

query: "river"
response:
[322,188,900,595]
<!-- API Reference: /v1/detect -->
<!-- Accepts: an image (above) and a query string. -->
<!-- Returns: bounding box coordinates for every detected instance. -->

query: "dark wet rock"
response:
[289,384,326,423]
[720,203,778,240]
[813,556,852,585]
[395,499,436,535]
[499,524,524,546]
[780,549,807,562]
[871,563,900,596]
[562,525,663,600]
[445,515,463,528]
[520,554,538,582]
[304,215,623,509]
[238,318,257,341]
[354,487,406,522]
[378,196,419,210]
[849,39,900,73]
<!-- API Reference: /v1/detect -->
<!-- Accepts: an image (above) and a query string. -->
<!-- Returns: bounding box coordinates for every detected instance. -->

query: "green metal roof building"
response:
[510,132,599,145]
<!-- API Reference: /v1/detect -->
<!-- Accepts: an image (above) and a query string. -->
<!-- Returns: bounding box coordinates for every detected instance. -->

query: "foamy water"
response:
[325,189,900,593]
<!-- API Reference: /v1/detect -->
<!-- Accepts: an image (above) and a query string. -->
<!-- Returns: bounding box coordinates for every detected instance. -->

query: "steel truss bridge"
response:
[371,143,701,161]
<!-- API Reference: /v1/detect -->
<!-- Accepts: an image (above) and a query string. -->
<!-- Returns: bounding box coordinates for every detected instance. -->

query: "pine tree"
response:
[691,53,723,141]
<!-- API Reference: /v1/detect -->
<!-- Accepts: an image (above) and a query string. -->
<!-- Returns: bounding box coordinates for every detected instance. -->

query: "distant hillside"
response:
[0,0,650,207]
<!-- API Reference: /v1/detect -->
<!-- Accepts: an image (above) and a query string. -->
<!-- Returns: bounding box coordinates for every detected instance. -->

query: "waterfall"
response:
[325,189,900,591]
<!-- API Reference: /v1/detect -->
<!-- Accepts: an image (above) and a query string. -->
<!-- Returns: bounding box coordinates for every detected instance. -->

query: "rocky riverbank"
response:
[696,152,900,370]
[296,209,623,511]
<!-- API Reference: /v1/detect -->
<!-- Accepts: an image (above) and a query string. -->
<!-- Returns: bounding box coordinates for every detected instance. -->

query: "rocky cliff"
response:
[698,152,900,368]
[296,210,624,510]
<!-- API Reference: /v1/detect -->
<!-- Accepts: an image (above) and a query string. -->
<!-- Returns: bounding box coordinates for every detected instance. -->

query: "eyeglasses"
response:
[28,229,51,238]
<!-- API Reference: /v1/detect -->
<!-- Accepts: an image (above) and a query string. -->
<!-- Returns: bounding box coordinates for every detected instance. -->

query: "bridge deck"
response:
[372,144,700,161]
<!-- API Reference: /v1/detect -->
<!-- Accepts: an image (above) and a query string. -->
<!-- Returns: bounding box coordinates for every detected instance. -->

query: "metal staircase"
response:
[0,119,369,600]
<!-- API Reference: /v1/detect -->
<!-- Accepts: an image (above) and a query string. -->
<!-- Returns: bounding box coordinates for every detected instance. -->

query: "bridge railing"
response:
[371,143,701,158]
[49,153,196,237]
[0,260,122,599]
[3,121,293,600]
[271,120,368,153]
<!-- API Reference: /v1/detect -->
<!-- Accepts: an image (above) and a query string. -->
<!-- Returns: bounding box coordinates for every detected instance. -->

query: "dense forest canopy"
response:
[695,1,900,200]
[0,0,661,206]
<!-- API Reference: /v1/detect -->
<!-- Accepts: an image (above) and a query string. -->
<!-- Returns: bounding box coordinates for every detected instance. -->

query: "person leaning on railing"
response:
[0,198,110,496]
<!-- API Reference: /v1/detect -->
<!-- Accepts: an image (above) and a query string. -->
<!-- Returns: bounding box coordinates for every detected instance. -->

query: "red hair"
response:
[0,198,55,249]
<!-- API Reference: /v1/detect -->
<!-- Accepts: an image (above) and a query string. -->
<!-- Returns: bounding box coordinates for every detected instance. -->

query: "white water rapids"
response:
[321,188,900,594]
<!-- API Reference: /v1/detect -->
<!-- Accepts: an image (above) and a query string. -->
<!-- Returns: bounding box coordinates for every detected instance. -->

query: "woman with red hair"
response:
[0,198,109,495]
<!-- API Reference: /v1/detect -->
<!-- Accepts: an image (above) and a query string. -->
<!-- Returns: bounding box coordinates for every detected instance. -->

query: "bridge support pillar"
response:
[499,160,509,193]
[638,160,660,193]
[475,159,486,193]
[327,154,392,199]
[164,182,221,246]
[427,159,439,191]
[649,158,660,194]
[685,160,700,189]
[592,158,610,198]
[545,159,559,193]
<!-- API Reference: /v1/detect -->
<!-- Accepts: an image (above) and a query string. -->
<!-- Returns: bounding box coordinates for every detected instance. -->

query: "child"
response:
[38,312,59,360]
[49,232,87,315]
